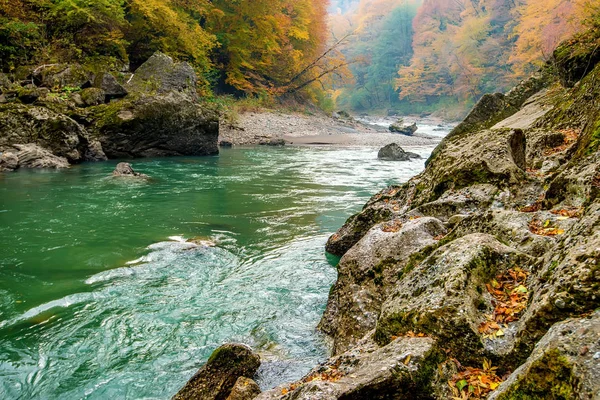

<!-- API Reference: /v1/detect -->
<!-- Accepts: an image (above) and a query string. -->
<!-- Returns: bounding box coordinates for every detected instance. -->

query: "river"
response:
[0,142,440,399]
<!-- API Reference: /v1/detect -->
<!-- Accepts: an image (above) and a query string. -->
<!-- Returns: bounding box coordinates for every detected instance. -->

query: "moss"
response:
[495,349,578,400]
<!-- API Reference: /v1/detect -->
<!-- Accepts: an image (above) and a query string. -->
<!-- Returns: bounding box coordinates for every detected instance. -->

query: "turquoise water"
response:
[0,145,433,399]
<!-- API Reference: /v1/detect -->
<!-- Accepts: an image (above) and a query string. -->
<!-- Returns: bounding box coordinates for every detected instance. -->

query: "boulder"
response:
[489,311,600,400]
[219,140,233,148]
[32,64,91,89]
[94,91,219,158]
[375,234,533,364]
[17,87,41,104]
[0,103,106,163]
[93,73,127,101]
[112,162,149,178]
[226,377,261,400]
[10,143,70,169]
[389,122,418,135]
[127,52,197,96]
[320,217,447,355]
[448,93,518,139]
[80,88,106,107]
[173,343,261,400]
[552,29,600,87]
[377,143,420,161]
[0,151,19,171]
[256,336,441,400]
[0,73,11,92]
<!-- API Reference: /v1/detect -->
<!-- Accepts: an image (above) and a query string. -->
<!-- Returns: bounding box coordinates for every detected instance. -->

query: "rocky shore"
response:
[175,27,600,399]
[0,52,219,172]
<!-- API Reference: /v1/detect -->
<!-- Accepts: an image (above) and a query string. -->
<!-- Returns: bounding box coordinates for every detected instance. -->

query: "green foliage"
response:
[0,18,42,71]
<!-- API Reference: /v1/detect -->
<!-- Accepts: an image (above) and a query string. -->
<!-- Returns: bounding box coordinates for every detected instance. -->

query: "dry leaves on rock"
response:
[381,219,403,232]
[550,207,583,219]
[280,363,344,395]
[449,358,503,399]
[543,129,579,156]
[528,218,565,236]
[479,267,529,339]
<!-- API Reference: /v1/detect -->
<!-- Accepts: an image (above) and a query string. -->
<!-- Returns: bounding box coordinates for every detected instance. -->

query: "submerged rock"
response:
[259,138,286,146]
[112,162,149,178]
[377,143,421,161]
[173,343,261,400]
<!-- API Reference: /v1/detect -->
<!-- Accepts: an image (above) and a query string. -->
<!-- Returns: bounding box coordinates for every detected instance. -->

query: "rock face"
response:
[173,343,261,400]
[0,144,70,170]
[377,143,421,161]
[112,162,149,178]
[0,103,106,163]
[258,27,600,400]
[0,52,219,171]
[95,92,219,158]
[127,51,197,96]
[389,121,418,135]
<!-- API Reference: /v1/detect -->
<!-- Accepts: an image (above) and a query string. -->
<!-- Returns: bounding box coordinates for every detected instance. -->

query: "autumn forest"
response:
[1,0,599,116]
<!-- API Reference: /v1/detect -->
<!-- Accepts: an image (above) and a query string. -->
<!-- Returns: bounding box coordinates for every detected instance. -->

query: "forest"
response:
[1,0,599,115]
[331,0,600,116]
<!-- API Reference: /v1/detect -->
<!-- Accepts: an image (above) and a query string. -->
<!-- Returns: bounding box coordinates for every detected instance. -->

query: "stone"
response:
[259,139,286,146]
[0,151,19,171]
[256,336,441,400]
[94,91,219,158]
[112,162,149,178]
[377,143,421,161]
[11,144,70,169]
[127,52,197,96]
[173,343,261,400]
[226,377,261,400]
[489,311,600,400]
[0,103,106,163]
[17,87,41,104]
[32,64,91,89]
[93,73,127,100]
[389,121,418,135]
[80,88,106,107]
[320,217,447,355]
[552,29,600,87]
[375,234,533,364]
[448,93,518,139]
[219,140,233,148]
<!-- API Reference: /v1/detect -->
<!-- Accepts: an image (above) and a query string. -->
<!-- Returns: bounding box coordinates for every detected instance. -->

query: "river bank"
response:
[219,111,451,147]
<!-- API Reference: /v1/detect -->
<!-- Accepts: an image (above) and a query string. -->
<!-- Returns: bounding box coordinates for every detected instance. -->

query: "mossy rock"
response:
[553,27,600,88]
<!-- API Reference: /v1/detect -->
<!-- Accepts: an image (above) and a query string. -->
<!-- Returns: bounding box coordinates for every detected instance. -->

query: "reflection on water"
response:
[0,143,441,399]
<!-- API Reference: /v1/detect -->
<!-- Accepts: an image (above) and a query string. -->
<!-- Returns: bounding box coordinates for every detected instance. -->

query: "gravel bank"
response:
[219,111,447,148]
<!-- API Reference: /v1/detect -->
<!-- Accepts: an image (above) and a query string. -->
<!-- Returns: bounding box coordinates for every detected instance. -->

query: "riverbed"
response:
[0,142,442,399]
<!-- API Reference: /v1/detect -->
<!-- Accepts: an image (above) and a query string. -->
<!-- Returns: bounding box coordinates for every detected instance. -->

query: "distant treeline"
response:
[330,0,600,116]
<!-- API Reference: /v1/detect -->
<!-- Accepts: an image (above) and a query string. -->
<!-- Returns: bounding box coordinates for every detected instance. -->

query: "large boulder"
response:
[6,144,70,169]
[0,103,106,163]
[0,151,19,171]
[489,311,600,399]
[127,52,197,96]
[377,143,420,161]
[32,64,91,89]
[173,343,261,400]
[93,91,219,158]
[112,162,149,178]
[552,28,600,88]
[375,234,533,364]
[256,336,442,400]
[320,217,447,355]
[93,72,127,101]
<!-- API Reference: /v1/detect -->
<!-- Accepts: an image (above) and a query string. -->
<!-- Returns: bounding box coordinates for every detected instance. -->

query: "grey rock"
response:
[94,73,127,100]
[12,144,70,169]
[256,336,440,400]
[0,103,106,163]
[95,92,219,158]
[17,87,41,104]
[173,343,261,400]
[219,140,233,148]
[489,311,600,400]
[32,64,91,89]
[80,88,106,107]
[226,377,261,400]
[112,163,149,178]
[259,139,286,146]
[375,233,533,363]
[0,151,19,171]
[389,122,418,135]
[320,217,447,355]
[377,143,420,161]
[128,52,197,96]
